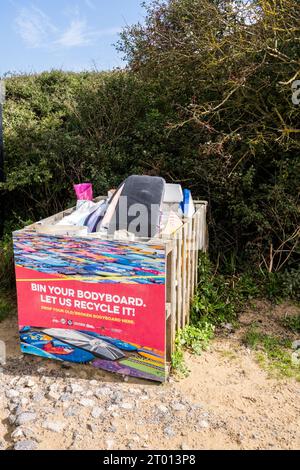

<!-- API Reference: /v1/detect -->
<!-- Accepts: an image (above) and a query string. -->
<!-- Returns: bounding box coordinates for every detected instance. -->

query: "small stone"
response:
[42,420,66,433]
[120,402,134,410]
[181,443,190,450]
[140,395,149,401]
[14,440,37,451]
[128,387,142,395]
[171,402,186,412]
[105,439,114,450]
[164,426,176,438]
[16,412,37,426]
[70,383,83,394]
[64,406,79,418]
[32,392,44,402]
[108,425,117,433]
[107,404,119,412]
[11,428,25,440]
[95,387,111,398]
[192,403,203,410]
[6,389,20,399]
[20,397,29,408]
[22,428,36,439]
[59,393,71,402]
[47,391,60,401]
[25,379,36,388]
[62,402,71,409]
[222,322,234,331]
[8,414,16,425]
[157,404,168,413]
[292,340,300,350]
[197,420,209,429]
[87,423,98,433]
[80,398,95,408]
[91,407,104,419]
[73,431,83,441]
[7,399,20,416]
[111,391,123,403]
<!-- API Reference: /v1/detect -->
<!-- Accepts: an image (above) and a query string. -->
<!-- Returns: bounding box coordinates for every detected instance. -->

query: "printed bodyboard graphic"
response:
[13,231,166,382]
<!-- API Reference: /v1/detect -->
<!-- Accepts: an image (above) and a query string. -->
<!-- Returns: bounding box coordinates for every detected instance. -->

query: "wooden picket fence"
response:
[164,201,208,360]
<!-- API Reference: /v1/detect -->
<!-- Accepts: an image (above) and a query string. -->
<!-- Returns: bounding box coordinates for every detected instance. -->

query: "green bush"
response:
[0,296,14,322]
[191,254,259,325]
[281,315,300,333]
[0,235,15,292]
[119,0,300,270]
[260,270,300,302]
[1,70,180,227]
[172,319,214,374]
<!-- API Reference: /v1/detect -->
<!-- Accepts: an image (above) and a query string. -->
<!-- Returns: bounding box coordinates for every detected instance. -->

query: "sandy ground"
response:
[0,301,299,450]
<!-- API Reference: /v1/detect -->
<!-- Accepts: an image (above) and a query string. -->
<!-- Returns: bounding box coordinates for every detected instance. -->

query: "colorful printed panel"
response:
[13,231,165,285]
[14,230,167,382]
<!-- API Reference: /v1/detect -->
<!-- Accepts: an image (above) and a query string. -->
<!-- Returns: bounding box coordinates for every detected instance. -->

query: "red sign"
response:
[16,266,165,351]
[13,232,166,382]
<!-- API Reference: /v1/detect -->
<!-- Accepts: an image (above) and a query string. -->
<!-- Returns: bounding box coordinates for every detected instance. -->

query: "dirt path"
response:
[0,302,299,450]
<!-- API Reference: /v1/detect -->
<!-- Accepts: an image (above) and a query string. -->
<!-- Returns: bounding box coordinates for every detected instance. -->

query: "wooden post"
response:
[182,223,188,327]
[176,227,183,331]
[186,219,192,324]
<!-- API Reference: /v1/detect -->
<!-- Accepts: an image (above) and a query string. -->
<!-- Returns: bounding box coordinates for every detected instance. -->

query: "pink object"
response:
[74,183,93,201]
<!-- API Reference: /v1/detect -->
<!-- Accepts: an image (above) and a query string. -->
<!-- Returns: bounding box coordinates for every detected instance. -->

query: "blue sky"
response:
[0,0,148,76]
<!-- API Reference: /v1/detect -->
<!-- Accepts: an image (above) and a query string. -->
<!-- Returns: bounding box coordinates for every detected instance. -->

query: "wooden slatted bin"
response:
[13,200,208,382]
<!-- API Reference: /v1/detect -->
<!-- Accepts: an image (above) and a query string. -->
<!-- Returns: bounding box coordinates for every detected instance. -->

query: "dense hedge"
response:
[1,0,299,273]
[2,71,180,220]
[118,0,300,271]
